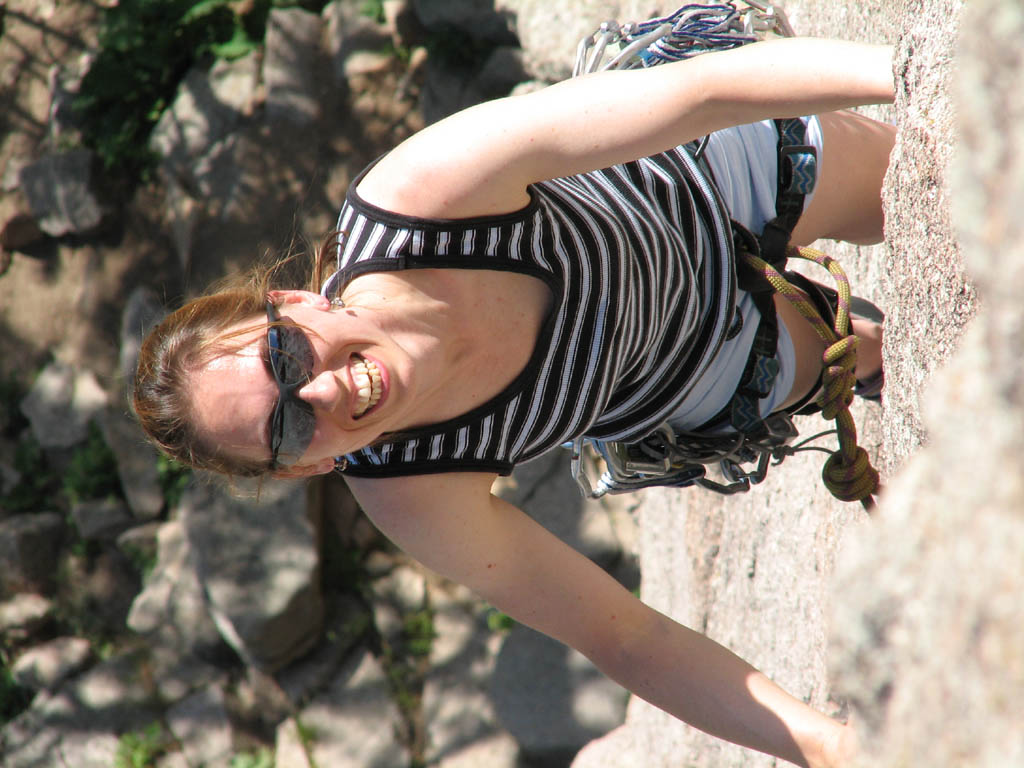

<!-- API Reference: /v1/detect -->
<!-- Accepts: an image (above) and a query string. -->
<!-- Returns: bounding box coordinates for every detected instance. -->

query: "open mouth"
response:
[351,354,383,418]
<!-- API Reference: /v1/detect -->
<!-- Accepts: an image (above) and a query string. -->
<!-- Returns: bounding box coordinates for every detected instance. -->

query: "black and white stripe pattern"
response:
[322,146,735,477]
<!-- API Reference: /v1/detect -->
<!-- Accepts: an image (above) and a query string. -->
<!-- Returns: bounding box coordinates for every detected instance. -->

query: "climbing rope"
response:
[741,246,881,509]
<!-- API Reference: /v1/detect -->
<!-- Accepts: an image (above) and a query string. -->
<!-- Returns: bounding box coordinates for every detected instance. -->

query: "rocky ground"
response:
[1,1,1021,768]
[1,3,637,767]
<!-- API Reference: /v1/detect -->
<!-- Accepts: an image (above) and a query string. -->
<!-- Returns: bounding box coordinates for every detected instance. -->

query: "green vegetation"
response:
[486,607,516,633]
[0,373,28,437]
[0,420,125,515]
[0,370,125,512]
[63,421,124,505]
[0,659,33,725]
[115,727,277,768]
[378,603,436,768]
[359,0,386,24]
[0,433,56,514]
[114,721,171,768]
[73,0,329,182]
[156,454,191,510]
[401,608,437,658]
[0,374,54,514]
[294,717,318,756]
[230,747,275,768]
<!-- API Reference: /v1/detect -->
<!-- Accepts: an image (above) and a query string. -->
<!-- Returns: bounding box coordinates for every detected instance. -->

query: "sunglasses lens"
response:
[269,324,314,386]
[267,312,316,466]
[274,399,316,466]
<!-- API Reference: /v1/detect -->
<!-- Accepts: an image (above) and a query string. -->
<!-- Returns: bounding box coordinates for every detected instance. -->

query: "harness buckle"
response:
[778,143,818,195]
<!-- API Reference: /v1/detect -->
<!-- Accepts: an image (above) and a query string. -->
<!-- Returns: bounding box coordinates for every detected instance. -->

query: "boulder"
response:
[830,1,1024,765]
[877,0,975,471]
[166,684,235,768]
[70,497,134,540]
[0,593,53,635]
[0,211,45,251]
[116,521,162,577]
[412,0,517,45]
[11,636,93,691]
[424,582,519,768]
[264,8,326,125]
[149,54,259,192]
[489,624,628,764]
[323,0,393,82]
[0,649,161,768]
[118,286,166,387]
[20,361,108,450]
[99,406,164,521]
[297,649,408,768]
[127,519,228,663]
[370,562,428,646]
[495,0,679,81]
[18,149,109,237]
[181,478,324,671]
[0,512,65,595]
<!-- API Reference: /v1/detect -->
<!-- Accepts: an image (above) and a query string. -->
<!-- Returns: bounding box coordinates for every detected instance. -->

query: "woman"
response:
[136,36,895,767]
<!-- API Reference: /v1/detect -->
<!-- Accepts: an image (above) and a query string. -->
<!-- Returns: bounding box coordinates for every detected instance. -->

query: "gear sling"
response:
[567,3,882,509]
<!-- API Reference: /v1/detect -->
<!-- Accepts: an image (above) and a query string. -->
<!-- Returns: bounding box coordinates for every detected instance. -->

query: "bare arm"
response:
[345,471,855,768]
[359,38,894,218]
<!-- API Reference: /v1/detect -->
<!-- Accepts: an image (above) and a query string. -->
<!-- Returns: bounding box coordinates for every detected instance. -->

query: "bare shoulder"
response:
[354,98,536,220]
[343,471,495,524]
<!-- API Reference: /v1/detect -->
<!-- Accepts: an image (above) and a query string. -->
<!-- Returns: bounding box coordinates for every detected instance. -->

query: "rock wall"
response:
[2,1,1020,767]
[831,0,1024,764]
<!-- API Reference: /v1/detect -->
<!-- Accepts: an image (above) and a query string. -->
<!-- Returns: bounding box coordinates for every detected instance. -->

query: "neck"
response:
[341,270,486,422]
[340,268,550,427]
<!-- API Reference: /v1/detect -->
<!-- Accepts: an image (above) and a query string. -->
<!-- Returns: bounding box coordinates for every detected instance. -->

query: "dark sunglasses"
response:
[265,301,317,468]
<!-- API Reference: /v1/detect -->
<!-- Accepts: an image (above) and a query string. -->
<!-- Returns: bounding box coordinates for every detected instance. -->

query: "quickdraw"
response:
[567,2,882,510]
[573,1,796,77]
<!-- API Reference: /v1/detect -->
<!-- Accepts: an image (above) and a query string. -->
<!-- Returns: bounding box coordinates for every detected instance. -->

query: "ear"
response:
[271,456,335,480]
[267,289,330,310]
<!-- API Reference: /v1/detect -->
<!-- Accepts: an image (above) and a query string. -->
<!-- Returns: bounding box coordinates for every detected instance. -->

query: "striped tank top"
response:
[321,145,735,477]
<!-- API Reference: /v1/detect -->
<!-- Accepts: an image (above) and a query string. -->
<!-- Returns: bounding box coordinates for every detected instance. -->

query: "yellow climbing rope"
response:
[742,245,881,510]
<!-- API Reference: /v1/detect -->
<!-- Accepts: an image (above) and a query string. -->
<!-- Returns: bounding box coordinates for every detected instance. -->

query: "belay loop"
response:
[567,2,882,509]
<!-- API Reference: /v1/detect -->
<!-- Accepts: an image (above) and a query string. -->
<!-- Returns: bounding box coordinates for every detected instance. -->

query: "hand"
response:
[817,719,860,768]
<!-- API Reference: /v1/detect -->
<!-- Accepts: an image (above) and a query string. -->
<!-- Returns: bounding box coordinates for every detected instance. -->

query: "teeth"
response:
[351,356,382,417]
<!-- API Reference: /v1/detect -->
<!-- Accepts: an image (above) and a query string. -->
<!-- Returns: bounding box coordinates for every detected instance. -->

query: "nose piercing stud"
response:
[330,296,345,308]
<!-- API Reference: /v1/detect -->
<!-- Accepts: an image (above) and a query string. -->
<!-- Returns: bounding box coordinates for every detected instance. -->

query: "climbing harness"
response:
[567,2,881,509]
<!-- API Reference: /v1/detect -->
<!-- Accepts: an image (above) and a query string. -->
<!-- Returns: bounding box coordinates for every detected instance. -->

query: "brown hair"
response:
[133,235,342,477]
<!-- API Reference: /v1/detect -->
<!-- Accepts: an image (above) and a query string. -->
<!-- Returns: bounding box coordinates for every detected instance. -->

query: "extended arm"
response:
[359,37,894,218]
[346,472,855,768]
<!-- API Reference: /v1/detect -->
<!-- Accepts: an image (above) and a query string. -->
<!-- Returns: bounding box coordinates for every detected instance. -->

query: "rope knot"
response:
[822,446,879,503]
[741,246,881,508]
[817,335,859,420]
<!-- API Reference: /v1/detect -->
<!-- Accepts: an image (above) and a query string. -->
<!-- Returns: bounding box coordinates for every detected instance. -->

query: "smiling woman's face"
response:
[187,292,406,473]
